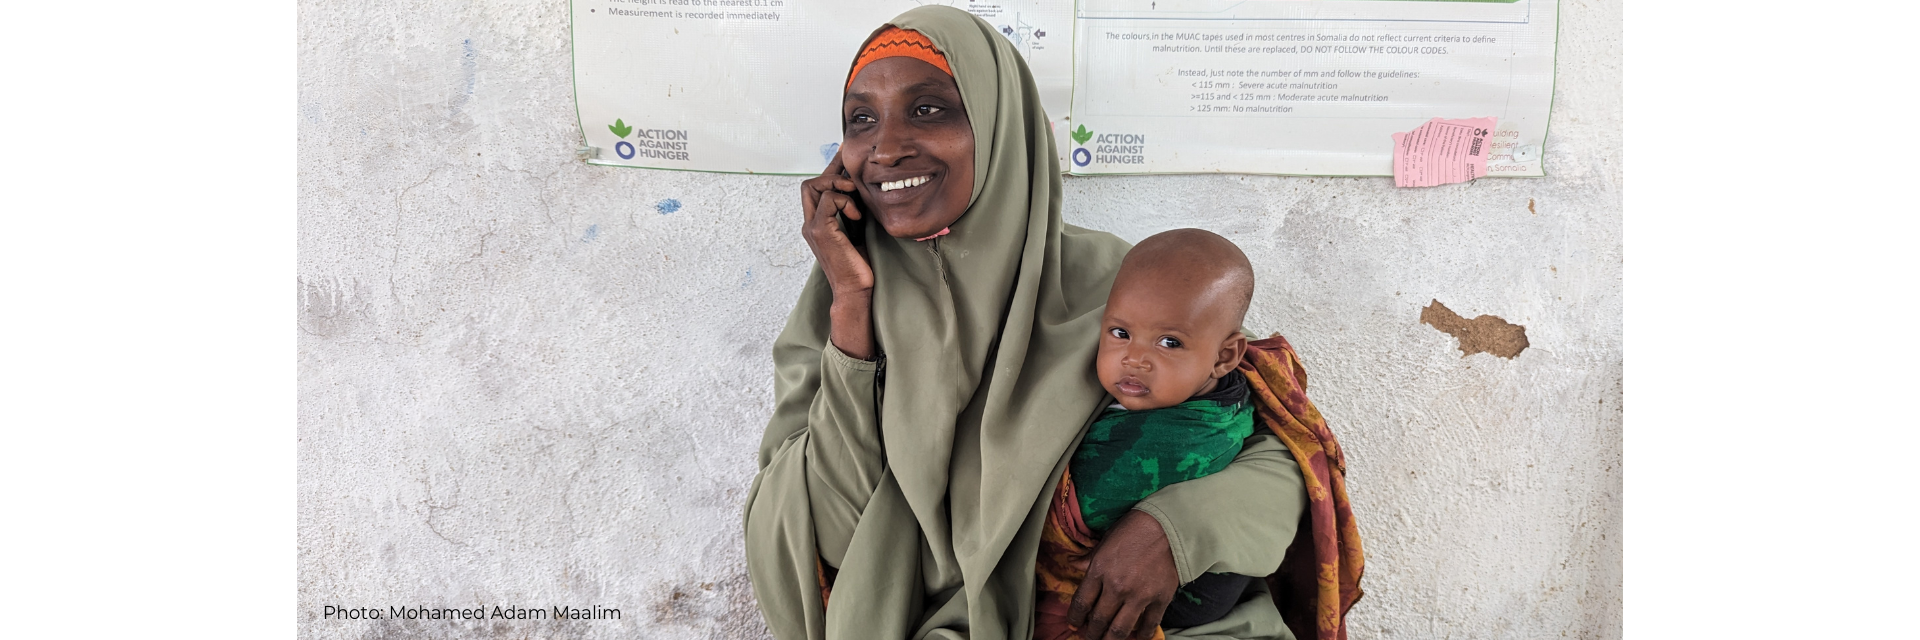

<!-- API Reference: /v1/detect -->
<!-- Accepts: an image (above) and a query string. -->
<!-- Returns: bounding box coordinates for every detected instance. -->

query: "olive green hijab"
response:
[745,5,1131,639]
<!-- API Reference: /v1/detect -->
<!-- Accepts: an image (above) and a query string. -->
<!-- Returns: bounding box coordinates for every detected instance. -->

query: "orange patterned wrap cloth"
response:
[847,26,953,90]
[1032,335,1364,640]
[1033,468,1166,640]
[1244,335,1365,640]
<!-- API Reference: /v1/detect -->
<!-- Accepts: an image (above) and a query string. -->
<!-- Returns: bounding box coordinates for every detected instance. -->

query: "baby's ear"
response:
[1213,331,1249,377]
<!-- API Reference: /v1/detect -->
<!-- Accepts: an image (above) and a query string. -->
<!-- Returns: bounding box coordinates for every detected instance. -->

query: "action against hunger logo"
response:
[1070,125,1093,167]
[608,119,691,161]
[1069,125,1148,168]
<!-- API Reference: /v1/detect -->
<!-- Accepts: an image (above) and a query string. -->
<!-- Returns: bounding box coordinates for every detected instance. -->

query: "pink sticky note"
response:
[1391,117,1498,188]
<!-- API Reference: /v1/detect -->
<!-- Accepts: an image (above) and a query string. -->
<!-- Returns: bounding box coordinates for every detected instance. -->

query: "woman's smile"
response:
[868,171,942,207]
[878,174,932,192]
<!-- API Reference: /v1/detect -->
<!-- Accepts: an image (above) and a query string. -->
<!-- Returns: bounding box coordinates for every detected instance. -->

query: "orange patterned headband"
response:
[846,26,952,90]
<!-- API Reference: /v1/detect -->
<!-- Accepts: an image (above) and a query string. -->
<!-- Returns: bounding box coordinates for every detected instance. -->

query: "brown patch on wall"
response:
[650,572,764,635]
[1421,300,1529,359]
[1528,198,1536,214]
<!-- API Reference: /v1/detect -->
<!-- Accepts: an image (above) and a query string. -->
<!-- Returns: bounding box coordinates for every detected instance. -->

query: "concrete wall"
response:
[297,1,1620,638]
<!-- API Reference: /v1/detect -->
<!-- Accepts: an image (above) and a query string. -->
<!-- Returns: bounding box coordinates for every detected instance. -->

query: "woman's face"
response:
[840,57,975,239]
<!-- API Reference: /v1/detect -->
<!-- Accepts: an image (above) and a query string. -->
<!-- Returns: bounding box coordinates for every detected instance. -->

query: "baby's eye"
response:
[1156,336,1182,349]
[1109,327,1129,339]
[915,105,943,116]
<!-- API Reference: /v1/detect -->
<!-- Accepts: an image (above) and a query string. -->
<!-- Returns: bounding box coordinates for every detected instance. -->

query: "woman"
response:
[744,7,1309,639]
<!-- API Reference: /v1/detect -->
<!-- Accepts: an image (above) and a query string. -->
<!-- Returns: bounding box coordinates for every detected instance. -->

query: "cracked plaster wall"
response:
[297,1,1620,638]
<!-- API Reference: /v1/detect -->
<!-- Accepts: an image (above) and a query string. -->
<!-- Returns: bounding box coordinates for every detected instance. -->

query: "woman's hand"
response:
[1069,510,1180,640]
[801,154,877,360]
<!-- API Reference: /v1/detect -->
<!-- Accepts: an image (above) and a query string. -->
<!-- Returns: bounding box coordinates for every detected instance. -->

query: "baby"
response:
[1074,228,1258,629]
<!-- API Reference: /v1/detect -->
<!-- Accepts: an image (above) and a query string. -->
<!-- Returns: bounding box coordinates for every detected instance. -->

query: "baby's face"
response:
[1096,273,1241,411]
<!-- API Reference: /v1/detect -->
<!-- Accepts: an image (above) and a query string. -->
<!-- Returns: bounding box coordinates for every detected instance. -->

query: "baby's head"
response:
[1098,229,1254,411]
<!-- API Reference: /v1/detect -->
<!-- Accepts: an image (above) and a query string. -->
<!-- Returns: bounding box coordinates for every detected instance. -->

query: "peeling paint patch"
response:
[582,224,599,242]
[656,199,682,214]
[1421,299,1529,359]
[298,275,364,338]
[649,573,762,633]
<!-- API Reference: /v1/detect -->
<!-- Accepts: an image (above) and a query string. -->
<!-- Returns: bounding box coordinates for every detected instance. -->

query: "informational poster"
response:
[1066,0,1556,176]
[572,0,1075,175]
[571,0,1557,177]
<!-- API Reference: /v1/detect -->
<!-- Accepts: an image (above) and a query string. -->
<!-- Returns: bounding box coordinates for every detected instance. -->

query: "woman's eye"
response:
[1156,337,1182,349]
[849,113,875,124]
[1109,328,1128,339]
[915,105,943,116]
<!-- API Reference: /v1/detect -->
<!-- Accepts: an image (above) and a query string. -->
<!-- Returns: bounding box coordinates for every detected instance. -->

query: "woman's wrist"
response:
[830,284,873,304]
[830,289,873,322]
[829,291,876,361]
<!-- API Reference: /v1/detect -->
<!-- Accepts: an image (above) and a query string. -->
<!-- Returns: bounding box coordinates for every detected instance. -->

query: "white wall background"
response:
[297,1,1620,638]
